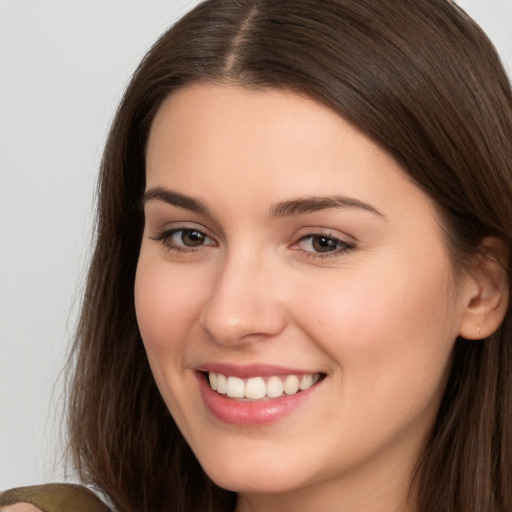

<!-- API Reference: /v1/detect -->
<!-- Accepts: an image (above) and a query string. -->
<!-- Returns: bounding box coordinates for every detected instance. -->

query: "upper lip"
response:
[196,363,322,379]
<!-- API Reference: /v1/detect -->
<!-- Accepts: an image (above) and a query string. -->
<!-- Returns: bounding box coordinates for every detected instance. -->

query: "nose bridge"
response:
[199,245,286,345]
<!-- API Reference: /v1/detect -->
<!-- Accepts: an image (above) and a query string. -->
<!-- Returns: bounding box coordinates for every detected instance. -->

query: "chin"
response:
[197,451,315,494]
[208,469,301,494]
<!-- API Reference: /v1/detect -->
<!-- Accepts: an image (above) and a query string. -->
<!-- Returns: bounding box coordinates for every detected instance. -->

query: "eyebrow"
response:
[143,187,209,215]
[270,196,385,219]
[143,187,384,219]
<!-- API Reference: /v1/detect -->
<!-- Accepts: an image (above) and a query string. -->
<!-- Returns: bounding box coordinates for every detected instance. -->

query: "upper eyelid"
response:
[144,208,222,237]
[292,233,355,249]
[149,221,356,250]
[297,232,348,242]
[143,197,361,238]
[166,227,214,237]
[292,226,358,243]
[155,227,216,242]
[151,221,216,237]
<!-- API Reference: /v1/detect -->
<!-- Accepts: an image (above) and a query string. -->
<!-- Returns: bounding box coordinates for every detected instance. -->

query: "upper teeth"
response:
[208,372,320,400]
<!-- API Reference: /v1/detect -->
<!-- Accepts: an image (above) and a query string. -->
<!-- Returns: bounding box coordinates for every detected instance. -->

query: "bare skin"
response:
[136,83,508,512]
[1,505,42,512]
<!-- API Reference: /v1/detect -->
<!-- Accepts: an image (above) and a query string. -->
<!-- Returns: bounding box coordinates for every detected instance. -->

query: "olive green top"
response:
[0,484,110,512]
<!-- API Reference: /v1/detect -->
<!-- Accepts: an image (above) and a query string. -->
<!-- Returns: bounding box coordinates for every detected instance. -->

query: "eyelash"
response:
[152,228,217,253]
[291,234,356,259]
[152,228,356,259]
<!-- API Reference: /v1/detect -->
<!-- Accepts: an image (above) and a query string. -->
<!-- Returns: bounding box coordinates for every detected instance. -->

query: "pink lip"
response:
[195,368,323,426]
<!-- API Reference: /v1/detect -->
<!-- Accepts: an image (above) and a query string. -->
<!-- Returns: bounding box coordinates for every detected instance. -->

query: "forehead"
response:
[147,83,355,161]
[145,82,435,222]
[149,84,393,174]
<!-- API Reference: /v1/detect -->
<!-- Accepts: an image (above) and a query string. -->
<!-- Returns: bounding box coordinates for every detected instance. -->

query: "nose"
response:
[199,251,287,346]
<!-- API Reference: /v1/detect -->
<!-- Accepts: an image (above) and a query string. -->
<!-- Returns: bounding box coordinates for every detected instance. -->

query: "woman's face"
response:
[135,83,472,509]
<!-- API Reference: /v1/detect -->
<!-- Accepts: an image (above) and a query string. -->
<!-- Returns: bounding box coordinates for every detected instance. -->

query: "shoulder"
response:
[0,484,111,512]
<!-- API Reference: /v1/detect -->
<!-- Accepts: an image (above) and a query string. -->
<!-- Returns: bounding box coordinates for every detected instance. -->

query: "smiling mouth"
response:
[205,371,323,400]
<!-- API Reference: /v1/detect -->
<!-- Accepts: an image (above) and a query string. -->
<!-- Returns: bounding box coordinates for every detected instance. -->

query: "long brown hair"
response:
[67,1,512,511]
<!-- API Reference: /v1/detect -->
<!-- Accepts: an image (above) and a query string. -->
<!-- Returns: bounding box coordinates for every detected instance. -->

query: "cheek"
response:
[286,262,458,457]
[292,256,458,388]
[134,253,206,431]
[134,254,200,355]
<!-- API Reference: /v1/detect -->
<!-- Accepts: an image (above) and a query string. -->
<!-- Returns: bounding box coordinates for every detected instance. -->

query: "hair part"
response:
[67,1,512,511]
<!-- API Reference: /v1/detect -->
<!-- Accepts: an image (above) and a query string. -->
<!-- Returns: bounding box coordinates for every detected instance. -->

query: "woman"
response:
[2,0,511,511]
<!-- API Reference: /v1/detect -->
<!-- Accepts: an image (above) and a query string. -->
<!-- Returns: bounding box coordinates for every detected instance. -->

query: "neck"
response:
[236,479,413,512]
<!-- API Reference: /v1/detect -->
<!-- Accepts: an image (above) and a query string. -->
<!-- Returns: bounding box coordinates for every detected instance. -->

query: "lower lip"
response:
[196,372,321,426]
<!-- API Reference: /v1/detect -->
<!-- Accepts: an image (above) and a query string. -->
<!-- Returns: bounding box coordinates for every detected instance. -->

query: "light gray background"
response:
[1,0,511,490]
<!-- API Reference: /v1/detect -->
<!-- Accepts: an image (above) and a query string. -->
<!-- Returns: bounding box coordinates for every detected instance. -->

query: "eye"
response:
[292,233,355,257]
[153,228,216,251]
[172,229,212,247]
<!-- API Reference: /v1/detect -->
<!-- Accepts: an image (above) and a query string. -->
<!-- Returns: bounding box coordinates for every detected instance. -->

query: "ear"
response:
[458,237,509,340]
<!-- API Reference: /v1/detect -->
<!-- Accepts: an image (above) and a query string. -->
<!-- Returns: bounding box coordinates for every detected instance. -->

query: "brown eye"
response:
[180,229,207,247]
[294,234,355,257]
[311,235,339,253]
[154,228,216,251]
